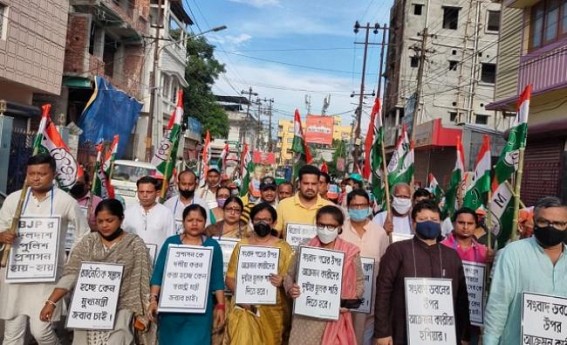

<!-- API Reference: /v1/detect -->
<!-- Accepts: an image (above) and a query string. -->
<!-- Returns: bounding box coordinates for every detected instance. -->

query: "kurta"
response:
[122,203,176,254]
[163,195,211,231]
[150,235,224,345]
[372,211,412,235]
[225,238,294,345]
[0,187,89,321]
[373,237,470,344]
[484,238,567,345]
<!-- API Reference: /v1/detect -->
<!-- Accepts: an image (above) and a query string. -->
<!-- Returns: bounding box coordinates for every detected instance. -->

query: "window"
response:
[475,114,489,125]
[487,10,500,32]
[449,112,458,122]
[0,4,6,40]
[410,55,419,68]
[530,0,567,49]
[449,60,458,71]
[443,7,460,30]
[414,4,423,15]
[481,63,496,83]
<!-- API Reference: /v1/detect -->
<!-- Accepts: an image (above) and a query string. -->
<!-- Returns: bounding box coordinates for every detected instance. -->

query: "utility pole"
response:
[241,87,258,148]
[376,25,388,99]
[145,0,163,161]
[351,21,380,169]
[304,95,312,115]
[255,98,263,150]
[411,27,435,141]
[264,98,274,151]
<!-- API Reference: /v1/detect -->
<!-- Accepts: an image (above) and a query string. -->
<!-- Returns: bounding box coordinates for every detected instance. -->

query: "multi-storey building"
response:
[487,0,567,204]
[383,0,507,185]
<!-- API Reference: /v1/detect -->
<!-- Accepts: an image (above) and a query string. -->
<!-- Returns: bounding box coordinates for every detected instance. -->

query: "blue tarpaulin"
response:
[78,76,142,158]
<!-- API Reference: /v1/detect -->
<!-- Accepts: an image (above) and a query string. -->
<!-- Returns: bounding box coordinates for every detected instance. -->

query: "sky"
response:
[182,0,393,135]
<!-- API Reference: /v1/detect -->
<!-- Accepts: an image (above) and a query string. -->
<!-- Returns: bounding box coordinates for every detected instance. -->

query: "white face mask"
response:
[317,226,339,244]
[392,197,412,215]
[345,185,353,194]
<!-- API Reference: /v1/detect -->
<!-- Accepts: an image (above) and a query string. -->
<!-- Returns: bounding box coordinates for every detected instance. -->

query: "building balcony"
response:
[518,41,567,96]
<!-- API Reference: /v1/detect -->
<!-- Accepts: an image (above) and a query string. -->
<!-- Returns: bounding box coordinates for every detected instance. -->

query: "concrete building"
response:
[383,0,507,185]
[486,0,567,204]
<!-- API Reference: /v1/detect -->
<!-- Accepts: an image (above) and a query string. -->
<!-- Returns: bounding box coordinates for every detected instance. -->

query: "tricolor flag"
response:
[369,99,386,207]
[240,144,254,197]
[463,135,491,210]
[363,98,381,181]
[428,173,443,203]
[199,130,211,183]
[387,125,414,189]
[92,135,118,199]
[442,136,465,219]
[320,161,329,174]
[490,84,532,248]
[291,109,313,181]
[218,143,229,174]
[33,104,81,190]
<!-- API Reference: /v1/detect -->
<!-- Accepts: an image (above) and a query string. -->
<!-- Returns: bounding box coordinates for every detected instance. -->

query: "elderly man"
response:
[0,154,89,345]
[277,182,294,201]
[484,196,567,345]
[373,183,413,236]
[164,170,210,233]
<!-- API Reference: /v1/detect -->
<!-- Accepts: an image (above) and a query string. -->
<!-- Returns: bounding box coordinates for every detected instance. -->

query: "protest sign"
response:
[286,223,317,248]
[522,293,567,344]
[294,246,344,321]
[158,245,213,313]
[235,245,280,305]
[66,262,123,330]
[405,278,456,345]
[146,244,158,265]
[391,233,413,243]
[352,257,375,314]
[6,216,61,283]
[462,261,486,326]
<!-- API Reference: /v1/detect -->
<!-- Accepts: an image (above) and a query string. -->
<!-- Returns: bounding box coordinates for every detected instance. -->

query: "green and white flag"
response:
[428,173,443,203]
[463,135,491,210]
[240,144,253,197]
[442,136,465,219]
[369,100,386,208]
[387,125,414,189]
[291,109,312,181]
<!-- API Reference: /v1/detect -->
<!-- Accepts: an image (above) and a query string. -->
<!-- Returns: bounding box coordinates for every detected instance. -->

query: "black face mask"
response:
[99,228,124,242]
[69,183,87,198]
[254,222,272,238]
[534,226,567,248]
[179,189,195,199]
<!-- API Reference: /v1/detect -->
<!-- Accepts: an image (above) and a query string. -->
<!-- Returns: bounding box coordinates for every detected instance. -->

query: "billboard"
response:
[305,115,334,145]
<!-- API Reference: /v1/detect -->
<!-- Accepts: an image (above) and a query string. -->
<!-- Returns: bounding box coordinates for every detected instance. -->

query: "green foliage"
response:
[184,37,228,138]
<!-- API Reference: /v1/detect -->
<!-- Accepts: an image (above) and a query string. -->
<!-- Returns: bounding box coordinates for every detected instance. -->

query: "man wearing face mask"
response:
[373,200,470,345]
[69,172,102,231]
[484,196,567,345]
[164,170,210,232]
[372,183,413,236]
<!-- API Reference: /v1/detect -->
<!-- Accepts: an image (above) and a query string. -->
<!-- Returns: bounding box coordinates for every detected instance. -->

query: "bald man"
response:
[373,183,413,236]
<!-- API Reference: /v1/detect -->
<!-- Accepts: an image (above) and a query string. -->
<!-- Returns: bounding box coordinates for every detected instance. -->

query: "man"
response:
[275,165,332,238]
[319,172,331,199]
[122,176,175,253]
[164,170,210,233]
[68,171,102,231]
[241,176,278,224]
[277,182,294,201]
[484,196,567,345]
[374,200,470,345]
[0,154,89,345]
[196,166,221,208]
[372,183,413,235]
[412,188,433,204]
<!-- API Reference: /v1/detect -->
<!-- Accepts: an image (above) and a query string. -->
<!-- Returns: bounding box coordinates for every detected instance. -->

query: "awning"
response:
[0,100,40,118]
[63,76,92,89]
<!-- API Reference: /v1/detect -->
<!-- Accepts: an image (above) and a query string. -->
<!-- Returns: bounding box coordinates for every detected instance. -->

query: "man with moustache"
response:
[275,165,332,239]
[68,171,101,231]
[0,154,89,345]
[372,183,413,236]
[484,196,567,345]
[122,176,175,254]
[164,170,210,233]
[277,182,294,201]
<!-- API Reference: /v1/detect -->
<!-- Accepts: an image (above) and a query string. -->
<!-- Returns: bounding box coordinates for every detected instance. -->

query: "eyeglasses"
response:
[535,218,567,230]
[316,224,340,232]
[225,208,242,214]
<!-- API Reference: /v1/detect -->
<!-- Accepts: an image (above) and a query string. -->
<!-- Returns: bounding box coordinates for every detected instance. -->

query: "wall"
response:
[493,6,523,101]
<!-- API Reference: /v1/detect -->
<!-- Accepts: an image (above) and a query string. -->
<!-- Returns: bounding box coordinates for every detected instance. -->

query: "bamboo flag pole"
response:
[486,189,493,251]
[381,138,393,244]
[510,148,526,242]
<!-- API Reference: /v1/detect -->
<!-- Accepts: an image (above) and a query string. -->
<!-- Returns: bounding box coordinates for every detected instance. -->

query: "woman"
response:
[225,203,293,344]
[205,196,246,239]
[340,189,389,345]
[149,204,225,345]
[210,186,232,225]
[39,199,154,345]
[285,205,364,345]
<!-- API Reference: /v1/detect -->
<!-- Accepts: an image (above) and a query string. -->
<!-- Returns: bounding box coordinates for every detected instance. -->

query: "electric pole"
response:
[255,98,263,150]
[145,0,163,161]
[241,87,258,148]
[411,27,435,141]
[264,98,274,151]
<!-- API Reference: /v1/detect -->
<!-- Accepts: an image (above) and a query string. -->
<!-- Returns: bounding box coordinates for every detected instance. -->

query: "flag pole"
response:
[510,148,525,242]
[486,189,493,250]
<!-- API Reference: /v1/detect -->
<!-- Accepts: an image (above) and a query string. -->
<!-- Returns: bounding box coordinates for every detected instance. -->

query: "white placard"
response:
[66,262,124,330]
[146,244,158,265]
[522,293,567,344]
[66,206,88,251]
[286,223,317,248]
[6,216,61,283]
[174,220,184,235]
[462,261,486,326]
[391,233,413,243]
[158,245,213,313]
[235,245,280,305]
[212,237,240,280]
[405,277,456,345]
[352,257,375,314]
[293,246,344,321]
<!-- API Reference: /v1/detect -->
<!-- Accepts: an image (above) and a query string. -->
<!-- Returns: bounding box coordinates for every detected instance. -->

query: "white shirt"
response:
[196,185,219,209]
[123,203,176,254]
[164,195,211,233]
[372,210,413,235]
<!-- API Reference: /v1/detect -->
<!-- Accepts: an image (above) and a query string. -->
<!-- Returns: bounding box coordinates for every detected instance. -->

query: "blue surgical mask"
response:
[348,208,370,222]
[415,221,441,240]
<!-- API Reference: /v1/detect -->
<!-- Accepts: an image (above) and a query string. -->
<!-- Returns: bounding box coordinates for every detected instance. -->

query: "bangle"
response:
[45,300,56,307]
[215,303,225,311]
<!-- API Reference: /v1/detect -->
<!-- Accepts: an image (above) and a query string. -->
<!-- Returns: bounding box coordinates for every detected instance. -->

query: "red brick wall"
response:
[64,14,91,75]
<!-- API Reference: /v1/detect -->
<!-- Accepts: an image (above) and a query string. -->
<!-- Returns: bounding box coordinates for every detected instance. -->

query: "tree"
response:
[184,37,228,138]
